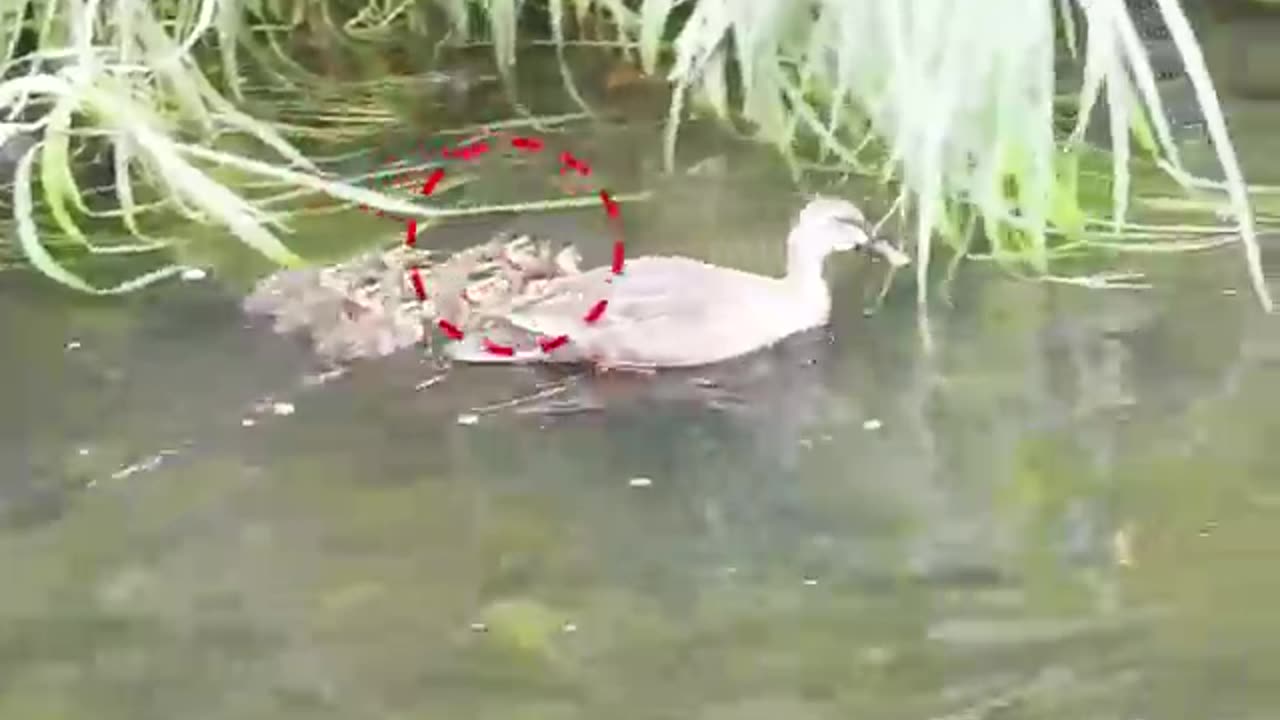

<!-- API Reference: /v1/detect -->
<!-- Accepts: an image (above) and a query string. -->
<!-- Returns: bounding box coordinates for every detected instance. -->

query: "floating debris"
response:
[270,401,296,416]
[1112,524,1136,568]
[456,413,480,426]
[65,339,81,351]
[301,367,348,387]
[108,449,180,481]
[862,418,883,431]
[180,267,208,281]
[415,373,447,391]
[686,154,729,178]
[628,476,653,488]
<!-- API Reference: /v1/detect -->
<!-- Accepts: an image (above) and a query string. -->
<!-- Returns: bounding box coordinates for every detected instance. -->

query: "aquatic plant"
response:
[0,0,1273,310]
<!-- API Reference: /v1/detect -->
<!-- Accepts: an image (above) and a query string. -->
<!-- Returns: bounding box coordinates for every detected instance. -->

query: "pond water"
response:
[3,10,1280,720]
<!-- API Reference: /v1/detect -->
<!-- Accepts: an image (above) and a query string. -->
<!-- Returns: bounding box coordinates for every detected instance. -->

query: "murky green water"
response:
[4,10,1280,720]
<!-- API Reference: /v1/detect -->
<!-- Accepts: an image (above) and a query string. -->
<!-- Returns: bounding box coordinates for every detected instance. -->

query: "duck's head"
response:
[791,196,911,268]
[792,196,872,255]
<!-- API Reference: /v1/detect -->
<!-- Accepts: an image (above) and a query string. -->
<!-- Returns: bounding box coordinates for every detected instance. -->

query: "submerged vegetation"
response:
[0,0,1275,309]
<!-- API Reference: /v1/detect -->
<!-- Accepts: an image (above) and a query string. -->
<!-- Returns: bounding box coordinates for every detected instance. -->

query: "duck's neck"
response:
[784,234,833,323]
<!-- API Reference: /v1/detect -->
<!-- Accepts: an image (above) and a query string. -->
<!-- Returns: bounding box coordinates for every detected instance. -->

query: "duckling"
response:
[244,229,590,363]
[554,245,583,276]
[496,234,564,293]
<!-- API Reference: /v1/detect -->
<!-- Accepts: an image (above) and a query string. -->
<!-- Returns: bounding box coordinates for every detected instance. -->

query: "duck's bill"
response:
[866,238,912,268]
[835,217,911,268]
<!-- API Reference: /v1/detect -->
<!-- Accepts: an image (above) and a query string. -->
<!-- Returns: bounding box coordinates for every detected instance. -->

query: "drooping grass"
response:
[1,0,341,290]
[651,0,1274,309]
[0,0,570,291]
[0,0,1273,310]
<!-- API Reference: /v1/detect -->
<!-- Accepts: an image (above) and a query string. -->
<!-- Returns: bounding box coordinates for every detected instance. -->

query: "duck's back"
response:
[564,256,826,367]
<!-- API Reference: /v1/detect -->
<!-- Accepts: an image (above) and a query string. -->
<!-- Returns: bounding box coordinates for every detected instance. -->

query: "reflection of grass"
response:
[0,0,1273,309]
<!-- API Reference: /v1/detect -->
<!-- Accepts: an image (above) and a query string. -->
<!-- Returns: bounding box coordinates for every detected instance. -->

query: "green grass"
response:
[655,0,1273,308]
[0,0,1274,310]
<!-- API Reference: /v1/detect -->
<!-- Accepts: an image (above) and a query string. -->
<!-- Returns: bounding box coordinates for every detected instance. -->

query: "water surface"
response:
[3,14,1280,720]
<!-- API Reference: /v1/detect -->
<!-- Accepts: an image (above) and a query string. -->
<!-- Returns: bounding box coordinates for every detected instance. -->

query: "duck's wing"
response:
[501,257,779,333]
[445,258,808,367]
[489,257,809,369]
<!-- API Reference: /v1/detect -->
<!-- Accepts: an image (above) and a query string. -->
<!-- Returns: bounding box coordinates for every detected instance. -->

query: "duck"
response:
[445,196,909,370]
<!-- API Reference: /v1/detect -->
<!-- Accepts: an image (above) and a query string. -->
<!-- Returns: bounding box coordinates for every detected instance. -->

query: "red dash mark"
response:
[483,338,515,357]
[600,190,619,218]
[421,168,445,196]
[445,141,490,161]
[539,334,569,353]
[600,190,625,274]
[559,151,591,176]
[369,134,625,360]
[584,299,608,324]
[437,319,464,340]
[611,240,625,275]
[408,267,427,300]
[511,136,544,152]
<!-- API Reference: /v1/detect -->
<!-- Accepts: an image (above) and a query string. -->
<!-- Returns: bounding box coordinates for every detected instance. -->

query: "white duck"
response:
[445,196,909,369]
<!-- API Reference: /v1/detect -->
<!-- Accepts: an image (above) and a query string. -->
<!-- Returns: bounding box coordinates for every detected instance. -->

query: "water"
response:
[4,14,1280,720]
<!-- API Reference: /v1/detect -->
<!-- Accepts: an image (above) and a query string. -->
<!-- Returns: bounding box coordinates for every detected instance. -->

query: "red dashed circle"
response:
[359,131,625,358]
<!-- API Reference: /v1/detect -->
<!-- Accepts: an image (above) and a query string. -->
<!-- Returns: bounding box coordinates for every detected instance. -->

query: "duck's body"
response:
[509,255,831,367]
[446,197,907,369]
